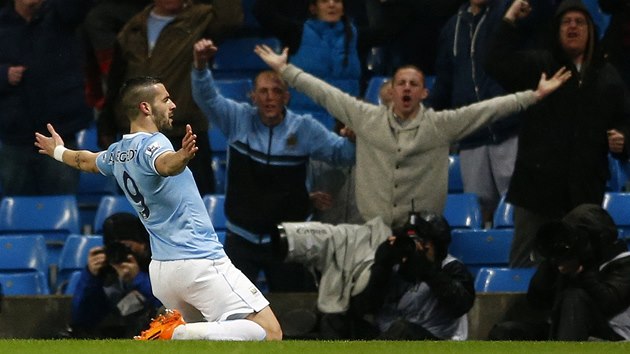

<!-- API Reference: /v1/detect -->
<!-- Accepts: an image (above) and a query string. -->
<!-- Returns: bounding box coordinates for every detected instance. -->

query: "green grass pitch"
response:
[1,340,630,354]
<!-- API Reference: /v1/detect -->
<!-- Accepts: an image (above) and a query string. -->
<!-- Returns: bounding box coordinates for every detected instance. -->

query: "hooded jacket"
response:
[528,204,630,339]
[486,0,630,217]
[428,0,520,148]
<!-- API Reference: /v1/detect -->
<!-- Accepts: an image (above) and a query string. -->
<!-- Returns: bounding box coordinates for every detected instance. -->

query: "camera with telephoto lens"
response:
[104,242,134,265]
[396,204,452,263]
[392,213,423,256]
[535,221,592,264]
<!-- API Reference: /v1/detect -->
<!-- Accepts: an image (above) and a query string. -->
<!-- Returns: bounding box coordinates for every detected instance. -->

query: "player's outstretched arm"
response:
[35,123,100,173]
[155,124,198,176]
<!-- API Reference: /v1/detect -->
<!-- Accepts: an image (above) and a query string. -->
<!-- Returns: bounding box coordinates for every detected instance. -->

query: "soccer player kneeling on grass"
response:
[35,77,282,341]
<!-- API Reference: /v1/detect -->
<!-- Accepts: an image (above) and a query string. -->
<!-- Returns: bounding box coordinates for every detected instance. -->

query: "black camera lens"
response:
[105,242,133,265]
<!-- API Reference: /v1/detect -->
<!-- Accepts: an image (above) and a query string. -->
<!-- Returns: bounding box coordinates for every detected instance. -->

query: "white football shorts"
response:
[149,257,270,323]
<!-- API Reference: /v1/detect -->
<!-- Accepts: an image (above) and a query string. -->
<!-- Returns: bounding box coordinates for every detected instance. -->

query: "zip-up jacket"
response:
[0,0,93,145]
[191,68,355,239]
[98,0,242,140]
[428,0,519,149]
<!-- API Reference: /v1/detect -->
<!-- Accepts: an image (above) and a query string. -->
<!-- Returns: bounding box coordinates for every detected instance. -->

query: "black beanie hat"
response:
[102,212,149,245]
[555,0,590,18]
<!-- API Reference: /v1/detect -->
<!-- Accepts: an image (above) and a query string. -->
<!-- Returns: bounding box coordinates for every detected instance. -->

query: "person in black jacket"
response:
[490,204,630,341]
[486,0,630,267]
[353,211,475,340]
[0,0,93,195]
[296,211,476,340]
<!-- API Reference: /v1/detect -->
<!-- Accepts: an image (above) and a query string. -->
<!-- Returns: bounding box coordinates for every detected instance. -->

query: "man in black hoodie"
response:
[486,0,630,267]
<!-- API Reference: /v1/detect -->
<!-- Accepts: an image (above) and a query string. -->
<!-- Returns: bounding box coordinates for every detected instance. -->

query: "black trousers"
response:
[224,231,317,292]
[552,288,624,341]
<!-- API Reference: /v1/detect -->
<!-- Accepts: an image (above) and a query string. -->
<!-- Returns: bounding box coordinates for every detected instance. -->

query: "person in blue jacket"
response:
[70,213,161,339]
[253,0,364,77]
[253,0,364,110]
[191,38,356,292]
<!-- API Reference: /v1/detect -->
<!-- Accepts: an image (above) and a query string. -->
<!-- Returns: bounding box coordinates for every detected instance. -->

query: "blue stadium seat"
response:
[215,78,253,103]
[289,78,360,110]
[0,195,80,266]
[256,270,269,294]
[424,75,436,91]
[288,78,360,130]
[212,36,281,80]
[602,192,630,238]
[0,195,81,239]
[56,234,103,293]
[449,229,514,277]
[493,195,514,229]
[474,267,536,293]
[607,154,630,192]
[363,75,389,105]
[443,193,483,230]
[0,272,50,296]
[0,234,50,296]
[93,196,136,234]
[209,126,228,154]
[64,270,83,296]
[583,0,610,39]
[75,125,118,201]
[0,235,48,274]
[202,194,226,230]
[289,109,336,131]
[216,230,226,245]
[448,154,464,194]
[209,126,228,153]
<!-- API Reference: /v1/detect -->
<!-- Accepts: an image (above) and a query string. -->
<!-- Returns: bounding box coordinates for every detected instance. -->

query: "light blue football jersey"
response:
[96,132,226,261]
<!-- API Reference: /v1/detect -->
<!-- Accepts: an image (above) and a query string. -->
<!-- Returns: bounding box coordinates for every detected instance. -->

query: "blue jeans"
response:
[0,140,80,195]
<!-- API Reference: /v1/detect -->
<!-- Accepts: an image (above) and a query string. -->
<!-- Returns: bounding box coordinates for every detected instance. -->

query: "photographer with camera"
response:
[277,209,475,340]
[70,213,162,338]
[490,204,630,341]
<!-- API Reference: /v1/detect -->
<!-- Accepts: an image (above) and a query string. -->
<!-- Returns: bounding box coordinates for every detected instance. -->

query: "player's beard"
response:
[155,113,173,132]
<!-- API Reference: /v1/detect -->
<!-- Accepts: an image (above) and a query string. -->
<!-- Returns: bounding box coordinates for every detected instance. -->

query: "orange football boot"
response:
[134,309,185,340]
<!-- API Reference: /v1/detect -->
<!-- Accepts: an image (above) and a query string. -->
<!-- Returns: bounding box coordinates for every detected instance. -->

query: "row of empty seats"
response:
[0,194,229,295]
[4,190,630,295]
[0,232,534,295]
[0,234,534,295]
[0,234,102,296]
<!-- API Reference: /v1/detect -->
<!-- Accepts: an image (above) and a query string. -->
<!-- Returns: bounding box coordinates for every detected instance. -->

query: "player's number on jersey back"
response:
[123,171,150,219]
